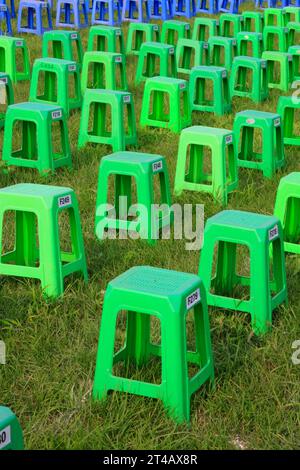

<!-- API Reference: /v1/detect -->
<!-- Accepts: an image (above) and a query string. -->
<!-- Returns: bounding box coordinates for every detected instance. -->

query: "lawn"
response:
[0,2,300,450]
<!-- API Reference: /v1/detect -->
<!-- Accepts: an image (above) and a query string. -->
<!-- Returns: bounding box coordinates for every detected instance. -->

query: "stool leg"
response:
[23,121,37,160]
[125,312,151,366]
[15,211,38,267]
[163,314,190,423]
[93,304,118,400]
[251,245,272,335]
[215,241,237,296]
[115,174,132,220]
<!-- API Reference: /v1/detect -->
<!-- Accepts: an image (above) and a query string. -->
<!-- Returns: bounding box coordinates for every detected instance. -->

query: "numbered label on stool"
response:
[52,110,62,120]
[58,195,72,208]
[0,426,11,450]
[186,288,201,310]
[152,161,163,172]
[269,224,279,241]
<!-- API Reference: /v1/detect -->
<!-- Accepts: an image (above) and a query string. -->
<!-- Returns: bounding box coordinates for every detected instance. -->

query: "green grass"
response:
[1,3,300,450]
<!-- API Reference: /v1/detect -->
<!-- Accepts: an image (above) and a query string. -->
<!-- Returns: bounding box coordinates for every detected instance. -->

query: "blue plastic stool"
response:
[1,0,15,18]
[255,0,283,7]
[56,0,88,28]
[17,1,52,35]
[173,0,196,18]
[91,0,121,25]
[218,0,240,13]
[122,0,150,22]
[197,0,218,13]
[0,1,12,35]
[149,0,173,19]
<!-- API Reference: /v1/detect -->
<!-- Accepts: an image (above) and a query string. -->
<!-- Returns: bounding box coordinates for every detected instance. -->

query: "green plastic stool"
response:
[230,56,268,103]
[274,172,300,254]
[135,42,176,85]
[284,6,300,24]
[161,20,191,46]
[263,26,289,53]
[192,18,219,42]
[93,266,215,423]
[208,36,237,71]
[242,11,264,33]
[140,76,191,133]
[0,183,88,298]
[219,13,244,38]
[174,126,238,206]
[189,66,231,116]
[288,45,300,81]
[233,110,285,178]
[176,39,209,75]
[277,95,300,146]
[78,89,137,151]
[287,22,300,48]
[42,30,83,69]
[81,51,127,93]
[0,37,30,83]
[0,72,14,129]
[29,58,81,117]
[198,210,288,336]
[2,102,71,174]
[95,152,172,244]
[264,8,287,27]
[237,32,263,58]
[0,407,23,450]
[262,51,293,92]
[126,22,160,56]
[88,26,124,54]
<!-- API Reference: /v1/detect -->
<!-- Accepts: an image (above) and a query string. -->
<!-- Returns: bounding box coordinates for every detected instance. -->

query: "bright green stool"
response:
[288,45,300,81]
[2,102,71,174]
[262,51,293,92]
[93,266,215,423]
[0,407,23,450]
[0,37,30,83]
[78,89,136,151]
[81,51,127,93]
[174,126,238,206]
[230,56,268,103]
[284,6,300,24]
[274,172,300,254]
[0,72,14,129]
[189,66,231,116]
[126,22,160,55]
[208,36,237,71]
[219,13,244,38]
[140,77,191,133]
[95,152,172,244]
[242,11,264,33]
[198,210,288,336]
[277,95,300,146]
[0,183,88,299]
[161,20,191,46]
[87,26,124,54]
[237,32,263,58]
[233,110,285,178]
[287,22,300,48]
[176,39,209,75]
[42,30,83,69]
[264,8,287,27]
[135,42,176,85]
[263,26,289,53]
[192,17,219,41]
[29,58,82,117]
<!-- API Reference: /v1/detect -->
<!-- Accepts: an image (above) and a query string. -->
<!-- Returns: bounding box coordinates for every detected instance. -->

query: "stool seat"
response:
[109,265,201,298]
[208,209,280,231]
